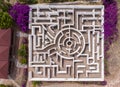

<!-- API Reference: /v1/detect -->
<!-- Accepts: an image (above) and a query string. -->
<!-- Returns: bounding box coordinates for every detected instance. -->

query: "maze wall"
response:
[28,5,104,81]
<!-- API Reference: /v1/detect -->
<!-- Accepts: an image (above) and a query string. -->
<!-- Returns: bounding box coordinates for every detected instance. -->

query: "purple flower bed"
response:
[103,0,118,54]
[9,3,30,32]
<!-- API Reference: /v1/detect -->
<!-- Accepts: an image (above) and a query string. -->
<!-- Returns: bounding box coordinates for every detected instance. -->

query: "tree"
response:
[0,12,13,29]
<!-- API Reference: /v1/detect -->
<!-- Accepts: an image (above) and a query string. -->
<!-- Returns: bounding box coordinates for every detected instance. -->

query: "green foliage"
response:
[18,44,27,58]
[45,0,77,3]
[6,85,13,87]
[0,84,13,87]
[0,84,6,87]
[32,81,42,87]
[44,0,51,3]
[18,44,27,64]
[0,0,12,12]
[0,12,13,29]
[104,58,110,76]
[118,0,120,2]
[19,0,38,4]
[20,58,27,64]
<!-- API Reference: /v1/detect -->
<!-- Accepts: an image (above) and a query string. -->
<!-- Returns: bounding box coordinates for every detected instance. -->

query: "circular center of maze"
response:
[67,41,72,45]
[66,40,73,47]
[55,28,85,59]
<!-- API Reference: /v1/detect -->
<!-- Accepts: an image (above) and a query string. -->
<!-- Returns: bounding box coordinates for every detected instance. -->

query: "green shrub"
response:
[0,1,12,12]
[6,85,13,87]
[20,58,27,64]
[19,0,38,4]
[0,84,13,87]
[38,0,77,3]
[18,44,27,58]
[32,81,42,87]
[0,12,13,29]
[0,84,6,87]
[48,0,77,3]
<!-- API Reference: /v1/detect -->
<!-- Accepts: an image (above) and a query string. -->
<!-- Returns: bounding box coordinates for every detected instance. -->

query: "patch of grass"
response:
[20,58,27,64]
[104,58,110,76]
[18,44,27,58]
[32,81,42,87]
[19,0,38,4]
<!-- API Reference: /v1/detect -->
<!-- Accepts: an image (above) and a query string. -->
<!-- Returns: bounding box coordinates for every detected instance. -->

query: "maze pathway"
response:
[28,5,104,81]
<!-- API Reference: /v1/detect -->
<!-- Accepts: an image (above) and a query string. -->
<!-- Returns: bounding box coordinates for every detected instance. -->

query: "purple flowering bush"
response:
[103,0,118,76]
[9,3,30,32]
[103,0,118,52]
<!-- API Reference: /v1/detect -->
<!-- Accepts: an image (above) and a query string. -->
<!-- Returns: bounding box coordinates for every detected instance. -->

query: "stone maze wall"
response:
[28,5,104,81]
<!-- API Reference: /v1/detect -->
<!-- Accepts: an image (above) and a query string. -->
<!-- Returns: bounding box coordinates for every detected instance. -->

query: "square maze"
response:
[28,5,104,81]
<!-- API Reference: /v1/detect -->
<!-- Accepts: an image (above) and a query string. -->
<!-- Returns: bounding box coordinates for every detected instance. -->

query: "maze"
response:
[28,5,104,81]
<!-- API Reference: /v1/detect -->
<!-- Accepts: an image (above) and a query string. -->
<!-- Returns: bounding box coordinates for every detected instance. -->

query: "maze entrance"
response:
[28,5,104,81]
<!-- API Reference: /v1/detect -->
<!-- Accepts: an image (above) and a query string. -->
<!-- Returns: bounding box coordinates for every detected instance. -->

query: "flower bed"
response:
[9,3,30,32]
[103,0,118,53]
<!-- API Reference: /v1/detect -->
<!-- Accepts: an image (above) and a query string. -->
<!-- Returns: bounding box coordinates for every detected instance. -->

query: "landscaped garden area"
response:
[0,0,119,87]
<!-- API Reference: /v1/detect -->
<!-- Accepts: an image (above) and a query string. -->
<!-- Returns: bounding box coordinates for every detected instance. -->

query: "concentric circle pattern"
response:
[55,28,85,59]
